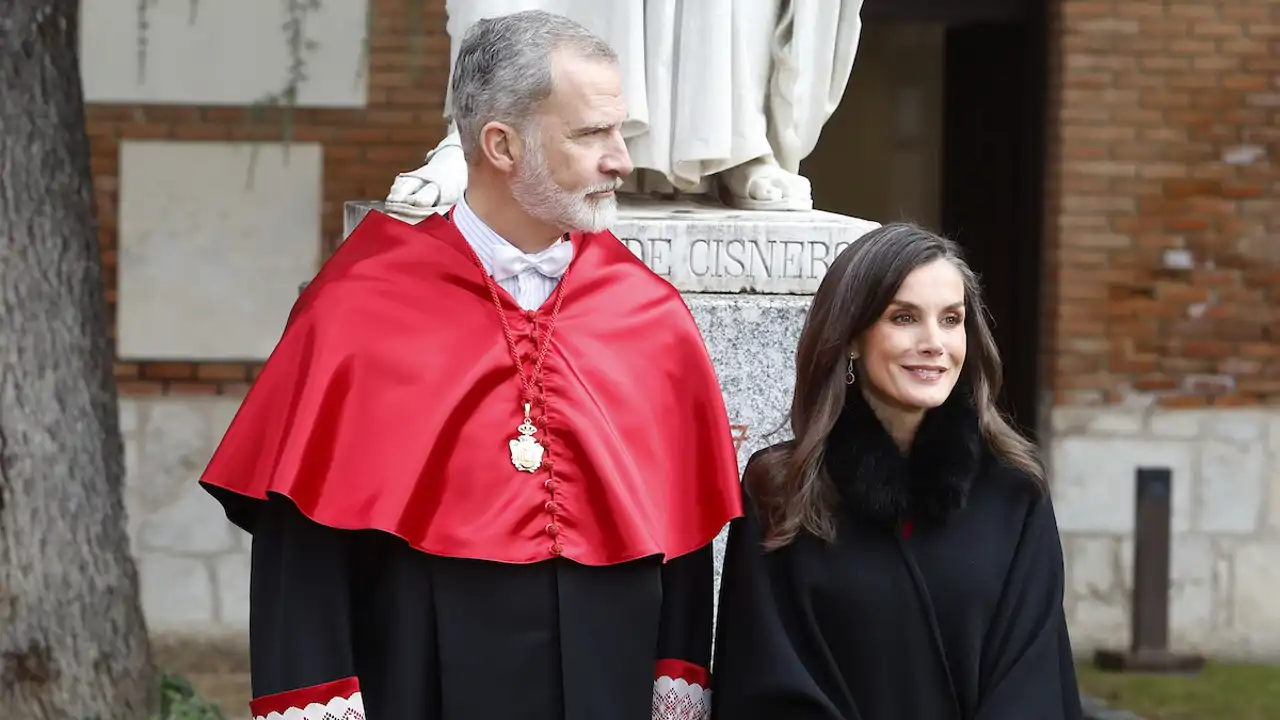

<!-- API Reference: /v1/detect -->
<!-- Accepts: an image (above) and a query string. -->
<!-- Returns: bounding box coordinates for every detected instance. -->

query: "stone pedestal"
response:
[342,198,879,468]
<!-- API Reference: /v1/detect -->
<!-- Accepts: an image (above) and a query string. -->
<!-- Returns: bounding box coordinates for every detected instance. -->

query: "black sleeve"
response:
[710,502,843,720]
[657,542,715,667]
[652,542,715,720]
[246,494,365,718]
[975,495,1084,720]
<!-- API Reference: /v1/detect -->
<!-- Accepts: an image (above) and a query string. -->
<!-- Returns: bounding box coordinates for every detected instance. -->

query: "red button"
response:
[524,310,537,321]
[550,543,563,555]
[544,459,555,470]
[544,480,558,492]
[545,523,560,537]
[544,501,559,514]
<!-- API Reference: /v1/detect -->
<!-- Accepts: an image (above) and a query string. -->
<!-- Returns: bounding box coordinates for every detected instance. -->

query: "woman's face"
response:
[853,258,968,416]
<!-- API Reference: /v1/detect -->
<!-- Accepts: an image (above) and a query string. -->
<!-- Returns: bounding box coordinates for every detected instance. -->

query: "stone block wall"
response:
[1050,407,1280,659]
[121,397,248,634]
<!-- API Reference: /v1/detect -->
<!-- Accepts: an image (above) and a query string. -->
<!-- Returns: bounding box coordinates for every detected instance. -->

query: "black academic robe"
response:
[710,388,1083,720]
[244,493,713,720]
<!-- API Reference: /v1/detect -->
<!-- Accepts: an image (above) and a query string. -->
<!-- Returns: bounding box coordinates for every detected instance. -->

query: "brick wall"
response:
[88,0,454,396]
[1045,0,1280,408]
[93,0,1279,407]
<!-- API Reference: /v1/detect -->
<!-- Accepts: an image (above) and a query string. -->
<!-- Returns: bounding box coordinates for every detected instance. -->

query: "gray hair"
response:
[449,10,618,161]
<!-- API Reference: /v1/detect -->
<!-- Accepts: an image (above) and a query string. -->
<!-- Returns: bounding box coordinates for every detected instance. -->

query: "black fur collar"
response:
[823,383,983,529]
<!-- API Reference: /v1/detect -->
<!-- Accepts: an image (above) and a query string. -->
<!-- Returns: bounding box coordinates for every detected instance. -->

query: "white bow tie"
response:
[490,241,574,282]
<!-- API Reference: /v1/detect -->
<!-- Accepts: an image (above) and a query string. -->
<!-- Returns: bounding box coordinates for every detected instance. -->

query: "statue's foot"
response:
[717,155,813,211]
[384,144,468,222]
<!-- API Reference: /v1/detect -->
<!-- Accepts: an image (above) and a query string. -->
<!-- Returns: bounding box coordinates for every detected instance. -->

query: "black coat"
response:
[710,388,1083,720]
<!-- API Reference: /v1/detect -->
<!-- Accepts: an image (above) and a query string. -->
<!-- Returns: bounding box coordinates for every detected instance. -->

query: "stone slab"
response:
[81,0,371,107]
[1198,440,1266,533]
[343,199,879,295]
[1050,435,1195,533]
[117,140,324,360]
[685,295,809,466]
[1231,540,1280,656]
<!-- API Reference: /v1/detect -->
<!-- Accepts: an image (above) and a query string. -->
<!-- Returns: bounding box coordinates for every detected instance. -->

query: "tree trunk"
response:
[0,1,156,717]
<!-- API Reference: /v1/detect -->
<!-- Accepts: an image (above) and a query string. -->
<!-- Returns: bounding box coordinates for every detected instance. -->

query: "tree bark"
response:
[0,1,156,717]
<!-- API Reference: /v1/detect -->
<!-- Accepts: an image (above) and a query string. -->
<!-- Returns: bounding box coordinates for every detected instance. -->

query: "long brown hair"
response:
[747,223,1045,549]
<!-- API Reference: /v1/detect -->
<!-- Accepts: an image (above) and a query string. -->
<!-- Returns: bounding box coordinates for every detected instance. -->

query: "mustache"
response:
[585,178,624,195]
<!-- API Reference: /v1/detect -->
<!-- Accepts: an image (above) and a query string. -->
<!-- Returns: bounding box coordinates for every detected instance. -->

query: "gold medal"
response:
[509,403,545,473]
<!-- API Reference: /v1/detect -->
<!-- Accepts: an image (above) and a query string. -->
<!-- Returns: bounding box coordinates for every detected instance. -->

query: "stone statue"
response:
[385,0,864,219]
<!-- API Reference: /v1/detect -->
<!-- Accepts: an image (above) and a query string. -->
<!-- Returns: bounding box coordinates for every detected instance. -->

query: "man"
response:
[199,10,742,720]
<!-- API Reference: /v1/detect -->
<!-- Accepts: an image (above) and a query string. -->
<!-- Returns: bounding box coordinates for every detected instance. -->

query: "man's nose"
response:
[601,132,633,179]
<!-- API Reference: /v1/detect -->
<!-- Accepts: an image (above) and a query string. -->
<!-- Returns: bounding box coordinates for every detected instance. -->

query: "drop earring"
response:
[845,354,856,385]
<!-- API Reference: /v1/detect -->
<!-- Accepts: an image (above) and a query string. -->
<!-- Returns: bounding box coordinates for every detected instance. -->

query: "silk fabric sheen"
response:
[199,211,742,565]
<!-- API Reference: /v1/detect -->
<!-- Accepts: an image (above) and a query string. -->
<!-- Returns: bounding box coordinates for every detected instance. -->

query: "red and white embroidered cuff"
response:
[249,676,365,720]
[653,659,710,720]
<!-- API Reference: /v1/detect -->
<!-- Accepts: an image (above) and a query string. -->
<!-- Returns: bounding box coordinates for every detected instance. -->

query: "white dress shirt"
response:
[452,196,572,311]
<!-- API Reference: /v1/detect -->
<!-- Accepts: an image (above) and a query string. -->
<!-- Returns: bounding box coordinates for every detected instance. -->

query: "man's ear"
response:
[478,121,518,173]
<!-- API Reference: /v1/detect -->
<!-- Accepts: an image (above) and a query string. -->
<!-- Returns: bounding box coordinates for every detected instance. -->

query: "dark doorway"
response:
[940,13,1047,438]
[804,0,1047,437]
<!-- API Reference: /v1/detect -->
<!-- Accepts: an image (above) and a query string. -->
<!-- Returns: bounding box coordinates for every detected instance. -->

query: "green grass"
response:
[1076,661,1280,720]
[152,673,226,720]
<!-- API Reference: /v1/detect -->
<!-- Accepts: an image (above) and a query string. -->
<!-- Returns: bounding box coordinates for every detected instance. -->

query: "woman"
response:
[711,224,1083,719]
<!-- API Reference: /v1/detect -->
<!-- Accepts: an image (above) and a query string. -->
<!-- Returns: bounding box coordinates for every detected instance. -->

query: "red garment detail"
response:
[654,658,709,687]
[902,519,914,539]
[199,210,743,565]
[249,676,362,718]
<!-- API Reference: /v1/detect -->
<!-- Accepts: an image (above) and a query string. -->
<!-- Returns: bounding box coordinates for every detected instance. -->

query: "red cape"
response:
[200,210,743,565]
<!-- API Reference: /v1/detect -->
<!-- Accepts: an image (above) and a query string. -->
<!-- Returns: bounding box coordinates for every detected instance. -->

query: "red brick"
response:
[113,363,140,380]
[218,383,254,397]
[1238,380,1280,395]
[142,363,197,380]
[1158,395,1210,408]
[166,382,220,396]
[197,364,251,381]
[117,381,164,396]
[1135,377,1180,392]
[1211,394,1257,407]
[1182,341,1234,358]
